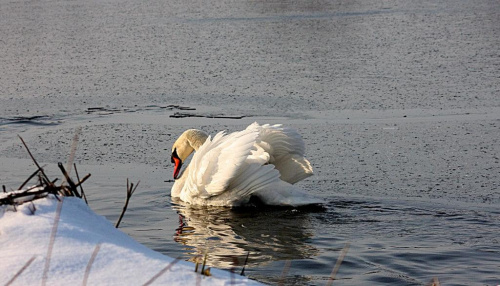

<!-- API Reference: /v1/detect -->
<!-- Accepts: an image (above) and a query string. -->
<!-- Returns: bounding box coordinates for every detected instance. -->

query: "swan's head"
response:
[171,129,208,179]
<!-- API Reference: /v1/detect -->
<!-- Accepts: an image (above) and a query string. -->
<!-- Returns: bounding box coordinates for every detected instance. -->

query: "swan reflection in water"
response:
[171,198,320,269]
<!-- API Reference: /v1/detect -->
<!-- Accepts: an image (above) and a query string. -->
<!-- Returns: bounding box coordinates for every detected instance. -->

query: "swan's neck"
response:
[171,164,189,197]
[171,129,208,197]
[173,129,209,163]
[186,129,208,151]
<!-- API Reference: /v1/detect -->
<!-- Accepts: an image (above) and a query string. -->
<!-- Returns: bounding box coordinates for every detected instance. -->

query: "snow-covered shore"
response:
[0,195,262,285]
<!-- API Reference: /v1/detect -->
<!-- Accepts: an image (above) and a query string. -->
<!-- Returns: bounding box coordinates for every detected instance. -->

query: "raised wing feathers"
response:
[186,128,279,200]
[248,122,313,184]
[175,122,313,206]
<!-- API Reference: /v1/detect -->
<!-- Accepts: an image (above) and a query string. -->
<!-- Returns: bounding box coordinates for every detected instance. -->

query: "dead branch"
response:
[200,252,211,276]
[1,186,56,206]
[74,173,91,189]
[18,169,41,190]
[1,140,91,210]
[73,163,88,205]
[18,135,52,187]
[115,179,140,228]
[57,163,80,197]
[240,251,250,276]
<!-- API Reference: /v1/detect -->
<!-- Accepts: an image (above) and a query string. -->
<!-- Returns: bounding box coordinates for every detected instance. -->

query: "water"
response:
[83,164,500,285]
[141,196,500,285]
[1,0,500,284]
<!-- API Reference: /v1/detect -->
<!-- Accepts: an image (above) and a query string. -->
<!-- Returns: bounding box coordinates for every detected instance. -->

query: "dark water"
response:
[1,0,500,284]
[104,183,498,285]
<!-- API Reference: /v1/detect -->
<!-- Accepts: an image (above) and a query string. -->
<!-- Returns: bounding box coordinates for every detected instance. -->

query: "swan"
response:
[170,122,320,207]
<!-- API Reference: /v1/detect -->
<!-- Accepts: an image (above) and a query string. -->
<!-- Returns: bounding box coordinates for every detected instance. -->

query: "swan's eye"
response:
[171,149,179,164]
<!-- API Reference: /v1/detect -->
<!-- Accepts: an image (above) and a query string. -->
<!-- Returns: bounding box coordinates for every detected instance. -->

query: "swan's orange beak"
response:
[171,149,182,180]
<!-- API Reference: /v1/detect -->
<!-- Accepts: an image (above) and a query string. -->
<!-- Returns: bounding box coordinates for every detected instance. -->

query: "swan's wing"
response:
[183,128,280,203]
[248,122,313,184]
[253,180,323,207]
[247,122,305,156]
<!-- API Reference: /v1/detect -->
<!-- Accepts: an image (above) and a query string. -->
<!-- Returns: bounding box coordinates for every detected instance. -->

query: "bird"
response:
[169,122,320,207]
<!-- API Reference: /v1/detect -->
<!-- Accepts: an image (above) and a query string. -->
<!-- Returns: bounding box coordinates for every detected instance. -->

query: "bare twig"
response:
[115,179,140,228]
[42,198,64,286]
[201,252,210,276]
[142,257,181,286]
[240,251,250,276]
[194,255,201,273]
[28,202,36,215]
[201,252,208,274]
[83,243,101,286]
[2,139,92,208]
[5,255,37,286]
[57,163,79,197]
[74,174,91,189]
[74,164,89,205]
[18,169,41,190]
[18,135,51,186]
[326,242,350,286]
[1,184,62,206]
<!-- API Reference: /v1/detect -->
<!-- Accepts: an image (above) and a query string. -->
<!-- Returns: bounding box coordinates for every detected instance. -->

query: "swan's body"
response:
[170,122,319,207]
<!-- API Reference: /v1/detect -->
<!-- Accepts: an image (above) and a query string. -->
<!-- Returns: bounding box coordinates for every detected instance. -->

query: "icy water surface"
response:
[1,109,499,285]
[1,0,500,284]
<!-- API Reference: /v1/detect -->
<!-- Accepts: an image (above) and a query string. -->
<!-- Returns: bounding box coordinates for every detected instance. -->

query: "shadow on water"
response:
[171,198,327,269]
[0,115,61,126]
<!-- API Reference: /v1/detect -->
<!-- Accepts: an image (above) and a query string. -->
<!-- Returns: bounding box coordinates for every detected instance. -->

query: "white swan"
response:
[170,122,320,207]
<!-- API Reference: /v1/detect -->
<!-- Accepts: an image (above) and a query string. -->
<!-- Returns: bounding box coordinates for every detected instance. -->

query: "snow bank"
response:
[0,195,262,285]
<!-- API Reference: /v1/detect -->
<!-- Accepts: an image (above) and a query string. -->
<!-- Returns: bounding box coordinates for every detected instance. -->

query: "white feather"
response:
[171,122,319,207]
